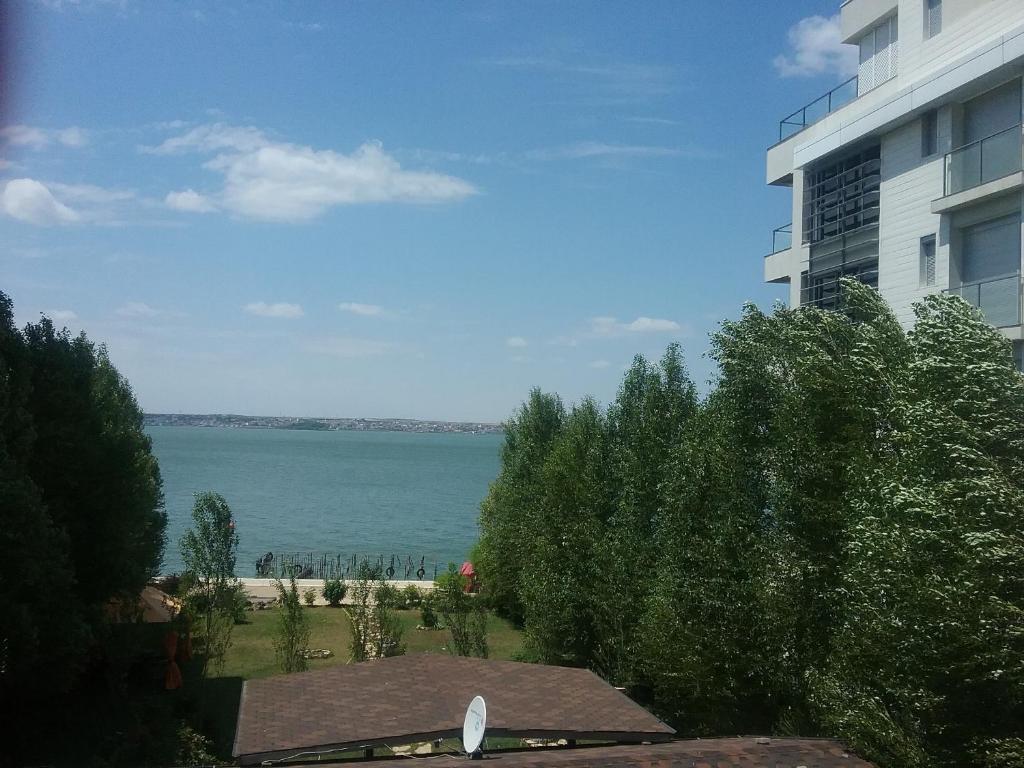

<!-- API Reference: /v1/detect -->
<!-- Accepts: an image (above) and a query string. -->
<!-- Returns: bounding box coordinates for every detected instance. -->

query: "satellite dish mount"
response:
[462,695,487,760]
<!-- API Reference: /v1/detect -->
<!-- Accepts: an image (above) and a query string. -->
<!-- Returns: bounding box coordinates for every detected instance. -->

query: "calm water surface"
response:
[149,426,503,575]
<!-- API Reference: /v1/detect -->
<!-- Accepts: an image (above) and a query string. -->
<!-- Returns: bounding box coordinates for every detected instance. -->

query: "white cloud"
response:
[165,188,216,213]
[506,336,528,348]
[47,182,135,205]
[773,15,858,78]
[54,127,88,147]
[590,315,683,337]
[244,301,304,319]
[589,359,611,369]
[116,301,160,318]
[338,302,385,317]
[0,178,80,225]
[1,124,88,149]
[489,57,677,105]
[528,141,706,161]
[284,20,323,32]
[143,123,267,155]
[50,309,77,322]
[145,123,477,221]
[305,336,393,358]
[625,317,681,333]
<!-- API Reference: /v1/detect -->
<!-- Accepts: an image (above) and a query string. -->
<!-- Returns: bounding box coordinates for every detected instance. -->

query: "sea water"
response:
[148,426,503,576]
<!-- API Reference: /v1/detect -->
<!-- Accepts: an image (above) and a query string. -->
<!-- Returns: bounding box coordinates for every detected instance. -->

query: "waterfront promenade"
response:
[239,577,436,607]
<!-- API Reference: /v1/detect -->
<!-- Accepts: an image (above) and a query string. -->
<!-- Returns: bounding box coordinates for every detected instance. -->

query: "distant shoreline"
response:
[144,413,503,435]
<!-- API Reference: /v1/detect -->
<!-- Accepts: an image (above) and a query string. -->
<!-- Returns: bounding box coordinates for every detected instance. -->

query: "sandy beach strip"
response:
[238,577,436,607]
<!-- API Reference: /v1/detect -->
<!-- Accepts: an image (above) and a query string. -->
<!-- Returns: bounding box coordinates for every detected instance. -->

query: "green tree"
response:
[518,398,610,670]
[0,294,167,762]
[811,292,1024,767]
[600,345,697,685]
[274,576,311,673]
[0,295,86,708]
[180,491,240,675]
[22,318,166,607]
[476,389,565,623]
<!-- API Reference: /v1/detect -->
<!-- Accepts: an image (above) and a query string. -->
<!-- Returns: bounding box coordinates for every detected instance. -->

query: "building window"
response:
[961,214,1020,284]
[920,235,937,287]
[925,0,942,39]
[859,15,899,95]
[802,144,881,245]
[921,110,938,156]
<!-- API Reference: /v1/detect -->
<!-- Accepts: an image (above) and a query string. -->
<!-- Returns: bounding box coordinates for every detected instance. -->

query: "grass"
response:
[217,606,524,680]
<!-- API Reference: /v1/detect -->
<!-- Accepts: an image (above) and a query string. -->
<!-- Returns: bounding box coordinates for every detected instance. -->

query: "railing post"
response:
[979,137,984,185]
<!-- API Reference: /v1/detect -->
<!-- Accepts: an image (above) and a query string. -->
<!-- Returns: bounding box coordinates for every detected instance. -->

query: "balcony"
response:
[944,274,1022,328]
[764,223,794,284]
[945,125,1023,196]
[770,223,793,254]
[778,77,858,142]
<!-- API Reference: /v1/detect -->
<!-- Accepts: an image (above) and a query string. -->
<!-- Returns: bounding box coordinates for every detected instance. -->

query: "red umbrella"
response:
[459,562,476,593]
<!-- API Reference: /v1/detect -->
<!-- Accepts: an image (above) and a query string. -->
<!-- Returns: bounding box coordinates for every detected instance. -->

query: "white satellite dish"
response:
[462,695,487,756]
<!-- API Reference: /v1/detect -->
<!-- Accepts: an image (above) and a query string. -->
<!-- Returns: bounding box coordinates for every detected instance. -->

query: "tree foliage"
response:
[475,287,1024,767]
[180,491,240,675]
[346,565,406,661]
[0,292,166,751]
[275,576,311,673]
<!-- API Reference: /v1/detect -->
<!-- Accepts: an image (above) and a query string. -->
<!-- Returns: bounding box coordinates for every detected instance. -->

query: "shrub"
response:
[349,570,405,661]
[402,584,422,608]
[176,724,216,767]
[274,576,310,673]
[229,581,250,624]
[322,577,347,607]
[435,563,488,657]
[375,583,401,609]
[420,593,439,628]
[303,587,317,607]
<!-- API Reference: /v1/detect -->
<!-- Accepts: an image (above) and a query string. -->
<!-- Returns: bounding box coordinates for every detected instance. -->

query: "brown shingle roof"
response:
[233,654,675,764]
[330,739,876,768]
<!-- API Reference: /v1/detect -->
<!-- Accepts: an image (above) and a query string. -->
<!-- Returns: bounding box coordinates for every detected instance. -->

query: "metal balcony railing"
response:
[944,125,1023,196]
[778,76,858,142]
[944,273,1022,328]
[769,223,792,255]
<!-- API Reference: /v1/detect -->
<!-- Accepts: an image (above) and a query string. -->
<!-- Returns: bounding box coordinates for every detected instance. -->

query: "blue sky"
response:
[1,0,855,422]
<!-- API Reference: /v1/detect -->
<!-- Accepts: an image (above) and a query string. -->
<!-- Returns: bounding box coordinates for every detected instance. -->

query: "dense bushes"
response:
[475,282,1024,767]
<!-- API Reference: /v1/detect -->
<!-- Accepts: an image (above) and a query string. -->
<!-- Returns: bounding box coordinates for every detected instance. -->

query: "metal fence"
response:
[254,552,439,581]
[770,223,793,254]
[778,76,858,141]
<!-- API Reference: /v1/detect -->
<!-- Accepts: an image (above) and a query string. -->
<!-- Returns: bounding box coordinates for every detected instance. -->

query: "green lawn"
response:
[217,607,524,680]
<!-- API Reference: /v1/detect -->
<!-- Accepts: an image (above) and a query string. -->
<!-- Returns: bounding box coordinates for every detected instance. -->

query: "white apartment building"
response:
[764,0,1024,364]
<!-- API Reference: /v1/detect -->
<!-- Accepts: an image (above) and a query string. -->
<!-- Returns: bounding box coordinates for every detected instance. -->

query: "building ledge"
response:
[931,172,1024,214]
[764,246,795,284]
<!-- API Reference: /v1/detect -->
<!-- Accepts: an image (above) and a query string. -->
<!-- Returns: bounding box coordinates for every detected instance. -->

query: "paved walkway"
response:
[238,577,435,607]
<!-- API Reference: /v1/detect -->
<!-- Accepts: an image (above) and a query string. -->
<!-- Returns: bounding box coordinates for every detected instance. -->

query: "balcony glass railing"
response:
[769,223,792,254]
[778,76,858,142]
[944,273,1022,328]
[944,125,1023,196]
